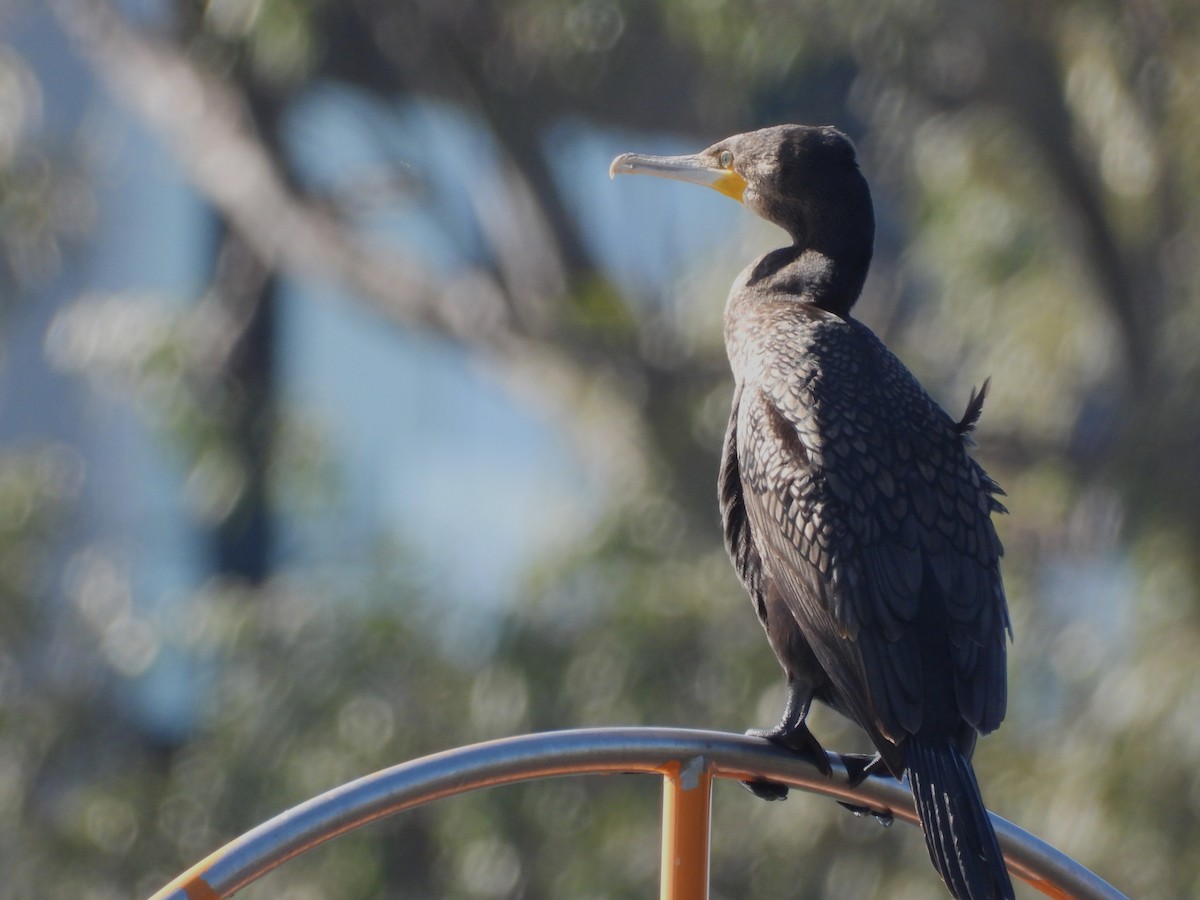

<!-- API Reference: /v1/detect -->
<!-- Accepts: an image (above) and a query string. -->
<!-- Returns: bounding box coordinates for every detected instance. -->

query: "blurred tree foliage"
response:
[3,0,1200,897]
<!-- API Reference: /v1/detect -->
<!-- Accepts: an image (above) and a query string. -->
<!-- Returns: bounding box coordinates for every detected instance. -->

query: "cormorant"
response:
[610,125,1014,900]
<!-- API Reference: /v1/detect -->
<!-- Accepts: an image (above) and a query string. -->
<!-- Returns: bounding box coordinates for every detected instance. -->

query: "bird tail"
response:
[906,739,1014,900]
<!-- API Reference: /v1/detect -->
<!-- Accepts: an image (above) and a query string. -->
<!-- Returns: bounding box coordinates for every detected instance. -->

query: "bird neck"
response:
[746,245,868,318]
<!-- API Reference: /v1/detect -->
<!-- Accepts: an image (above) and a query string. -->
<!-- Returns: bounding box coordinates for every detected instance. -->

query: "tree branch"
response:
[48,0,662,493]
[50,0,518,349]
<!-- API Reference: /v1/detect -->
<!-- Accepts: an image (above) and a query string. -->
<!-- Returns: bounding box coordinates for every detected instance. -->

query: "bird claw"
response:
[742,777,791,801]
[838,751,888,787]
[740,721,833,800]
[837,800,894,827]
[836,752,893,824]
[745,722,833,777]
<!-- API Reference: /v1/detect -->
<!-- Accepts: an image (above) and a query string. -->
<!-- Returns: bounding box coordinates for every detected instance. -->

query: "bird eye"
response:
[718,150,734,168]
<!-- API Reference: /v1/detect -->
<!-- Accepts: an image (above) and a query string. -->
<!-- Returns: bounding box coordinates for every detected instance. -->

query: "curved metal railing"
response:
[147,727,1126,899]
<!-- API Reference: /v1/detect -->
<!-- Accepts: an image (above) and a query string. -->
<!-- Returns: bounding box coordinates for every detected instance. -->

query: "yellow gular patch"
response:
[712,170,747,203]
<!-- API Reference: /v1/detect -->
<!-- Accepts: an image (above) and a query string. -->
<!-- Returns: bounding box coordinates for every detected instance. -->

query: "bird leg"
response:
[742,679,831,800]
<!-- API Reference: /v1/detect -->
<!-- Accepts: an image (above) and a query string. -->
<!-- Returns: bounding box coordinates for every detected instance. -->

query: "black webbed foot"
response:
[836,752,893,825]
[742,775,790,801]
[746,721,832,777]
[836,801,894,826]
[838,752,888,787]
[741,720,832,801]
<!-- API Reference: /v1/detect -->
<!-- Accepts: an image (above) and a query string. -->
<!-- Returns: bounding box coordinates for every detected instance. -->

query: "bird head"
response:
[610,124,874,268]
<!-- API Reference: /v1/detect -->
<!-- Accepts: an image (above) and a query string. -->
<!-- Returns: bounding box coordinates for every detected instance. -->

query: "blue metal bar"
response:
[147,727,1126,900]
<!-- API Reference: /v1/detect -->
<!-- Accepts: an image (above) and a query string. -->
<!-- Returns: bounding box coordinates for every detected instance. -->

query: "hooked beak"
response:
[609,152,747,203]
